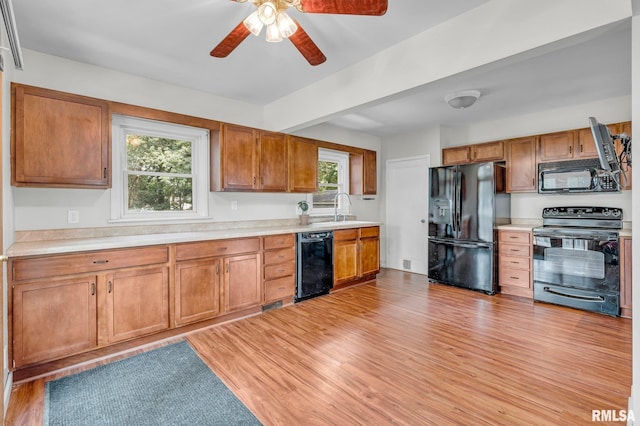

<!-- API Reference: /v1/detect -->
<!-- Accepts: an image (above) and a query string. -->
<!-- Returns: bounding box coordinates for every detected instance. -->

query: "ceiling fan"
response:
[210,0,388,66]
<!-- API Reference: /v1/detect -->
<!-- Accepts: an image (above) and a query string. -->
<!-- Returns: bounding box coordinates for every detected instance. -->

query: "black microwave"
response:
[538,161,619,193]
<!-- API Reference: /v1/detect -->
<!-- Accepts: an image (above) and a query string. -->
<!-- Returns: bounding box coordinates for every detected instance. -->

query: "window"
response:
[311,149,349,215]
[111,115,209,222]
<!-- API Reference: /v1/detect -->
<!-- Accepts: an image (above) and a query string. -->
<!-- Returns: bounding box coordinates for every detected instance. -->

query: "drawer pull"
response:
[508,236,519,239]
[277,269,285,273]
[108,281,113,293]
[217,247,228,252]
[510,276,520,280]
[509,261,520,264]
[91,283,95,296]
[92,260,109,264]
[277,255,285,259]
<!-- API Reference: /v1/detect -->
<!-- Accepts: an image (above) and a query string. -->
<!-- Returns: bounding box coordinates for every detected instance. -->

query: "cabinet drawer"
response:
[264,276,295,302]
[499,231,531,244]
[264,248,295,265]
[264,261,296,280]
[359,226,380,238]
[499,243,531,257]
[175,238,260,261]
[500,267,531,288]
[334,229,358,241]
[500,255,531,271]
[264,234,294,250]
[12,246,169,282]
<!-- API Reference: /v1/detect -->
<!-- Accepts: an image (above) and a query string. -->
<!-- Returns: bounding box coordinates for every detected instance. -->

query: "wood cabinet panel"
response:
[620,237,632,318]
[288,136,318,193]
[264,234,295,250]
[506,136,537,193]
[104,266,170,344]
[218,124,257,190]
[258,131,288,191]
[264,276,295,303]
[11,84,110,188]
[442,146,470,165]
[223,253,262,313]
[333,227,380,286]
[472,141,504,162]
[12,276,98,367]
[264,261,296,280]
[262,234,295,304]
[334,229,359,241]
[175,258,221,326]
[498,230,532,298]
[175,237,260,261]
[334,239,359,285]
[360,235,380,277]
[264,248,295,265]
[12,246,169,282]
[538,131,576,162]
[349,150,377,195]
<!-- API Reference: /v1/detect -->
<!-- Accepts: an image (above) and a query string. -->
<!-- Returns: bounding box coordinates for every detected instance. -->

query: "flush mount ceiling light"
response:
[444,90,481,109]
[211,0,388,66]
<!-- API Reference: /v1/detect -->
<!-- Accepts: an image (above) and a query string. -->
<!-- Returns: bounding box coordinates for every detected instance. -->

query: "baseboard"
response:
[4,370,13,418]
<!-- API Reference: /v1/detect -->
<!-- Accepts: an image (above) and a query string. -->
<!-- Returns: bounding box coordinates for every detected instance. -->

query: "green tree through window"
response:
[126,135,194,212]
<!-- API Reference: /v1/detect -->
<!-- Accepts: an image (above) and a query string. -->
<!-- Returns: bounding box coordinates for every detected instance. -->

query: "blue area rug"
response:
[44,341,261,425]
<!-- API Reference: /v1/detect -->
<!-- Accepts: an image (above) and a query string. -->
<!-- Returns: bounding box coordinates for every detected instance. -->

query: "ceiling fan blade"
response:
[210,21,251,58]
[289,22,326,66]
[299,0,387,16]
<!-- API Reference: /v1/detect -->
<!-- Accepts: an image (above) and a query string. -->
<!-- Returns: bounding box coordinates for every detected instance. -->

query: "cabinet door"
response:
[576,127,605,159]
[288,136,318,193]
[506,136,537,192]
[442,146,470,165]
[12,83,110,188]
[12,276,98,367]
[105,266,169,344]
[538,131,575,162]
[620,237,632,318]
[472,141,504,162]
[258,131,288,191]
[334,239,359,285]
[349,150,378,195]
[223,253,262,313]
[220,124,257,190]
[363,150,377,195]
[175,258,221,326]
[360,237,380,277]
[618,121,632,190]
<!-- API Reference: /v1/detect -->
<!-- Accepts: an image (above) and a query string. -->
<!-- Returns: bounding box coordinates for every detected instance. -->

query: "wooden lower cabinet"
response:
[334,227,380,286]
[175,258,221,326]
[223,254,262,312]
[620,237,632,318]
[263,234,296,303]
[498,230,533,298]
[12,276,98,368]
[104,266,170,344]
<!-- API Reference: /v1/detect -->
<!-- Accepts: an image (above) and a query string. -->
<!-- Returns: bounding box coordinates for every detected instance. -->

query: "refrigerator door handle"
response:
[455,171,462,234]
[428,237,492,250]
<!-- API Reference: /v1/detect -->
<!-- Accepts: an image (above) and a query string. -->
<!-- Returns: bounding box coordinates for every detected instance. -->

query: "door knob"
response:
[421,219,426,223]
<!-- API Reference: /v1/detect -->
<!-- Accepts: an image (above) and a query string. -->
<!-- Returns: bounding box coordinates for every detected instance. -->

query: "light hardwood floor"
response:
[6,269,632,425]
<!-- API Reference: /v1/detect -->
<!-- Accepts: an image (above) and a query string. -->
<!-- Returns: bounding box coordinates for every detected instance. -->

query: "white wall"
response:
[10,51,382,231]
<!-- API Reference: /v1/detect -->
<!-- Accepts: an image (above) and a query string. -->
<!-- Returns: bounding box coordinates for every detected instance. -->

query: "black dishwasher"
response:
[295,231,334,302]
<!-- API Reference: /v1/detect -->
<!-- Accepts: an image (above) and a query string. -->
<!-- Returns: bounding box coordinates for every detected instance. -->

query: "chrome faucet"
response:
[333,192,352,222]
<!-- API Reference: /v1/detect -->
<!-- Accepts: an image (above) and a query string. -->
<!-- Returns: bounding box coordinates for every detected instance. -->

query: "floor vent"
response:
[403,259,412,270]
[262,300,283,312]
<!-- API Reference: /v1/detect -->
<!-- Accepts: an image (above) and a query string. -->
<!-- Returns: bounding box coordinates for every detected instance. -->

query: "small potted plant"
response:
[297,200,310,225]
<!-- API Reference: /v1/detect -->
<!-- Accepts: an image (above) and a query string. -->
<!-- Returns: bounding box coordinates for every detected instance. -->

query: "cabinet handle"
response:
[580,144,584,153]
[103,168,107,179]
[508,236,519,239]
[216,264,220,274]
[91,283,95,296]
[510,276,520,280]
[217,247,228,252]
[108,281,113,293]
[92,259,109,264]
[226,263,229,273]
[253,176,257,185]
[569,145,572,154]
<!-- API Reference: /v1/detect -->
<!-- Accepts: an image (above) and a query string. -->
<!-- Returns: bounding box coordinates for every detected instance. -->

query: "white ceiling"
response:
[11,0,631,137]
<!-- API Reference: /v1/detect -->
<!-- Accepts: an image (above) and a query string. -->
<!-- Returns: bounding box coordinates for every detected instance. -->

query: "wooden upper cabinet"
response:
[211,123,287,191]
[443,141,504,165]
[258,131,288,191]
[471,141,504,162]
[442,146,470,165]
[506,136,537,192]
[350,149,377,195]
[538,130,576,162]
[11,83,110,188]
[288,135,318,193]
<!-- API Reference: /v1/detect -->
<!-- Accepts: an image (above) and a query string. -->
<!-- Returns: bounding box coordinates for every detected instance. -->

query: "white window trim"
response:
[110,115,210,223]
[311,148,349,216]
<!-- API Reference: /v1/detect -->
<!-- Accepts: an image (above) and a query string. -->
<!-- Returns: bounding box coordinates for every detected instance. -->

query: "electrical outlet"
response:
[231,201,238,211]
[67,210,80,224]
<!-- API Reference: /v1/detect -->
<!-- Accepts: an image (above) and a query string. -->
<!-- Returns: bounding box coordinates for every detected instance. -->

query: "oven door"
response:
[532,230,619,293]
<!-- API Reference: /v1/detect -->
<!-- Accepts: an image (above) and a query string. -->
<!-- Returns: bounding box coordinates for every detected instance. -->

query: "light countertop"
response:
[8,220,382,258]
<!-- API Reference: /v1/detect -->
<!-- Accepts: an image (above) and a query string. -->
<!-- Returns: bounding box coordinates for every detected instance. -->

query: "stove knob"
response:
[550,208,558,216]
[612,210,621,217]
[602,209,611,216]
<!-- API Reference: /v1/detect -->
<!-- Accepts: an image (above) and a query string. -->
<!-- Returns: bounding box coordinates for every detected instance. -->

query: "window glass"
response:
[111,115,209,222]
[311,149,349,214]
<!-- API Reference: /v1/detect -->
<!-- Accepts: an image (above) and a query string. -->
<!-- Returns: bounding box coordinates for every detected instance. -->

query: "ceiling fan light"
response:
[257,2,277,25]
[243,11,264,36]
[276,12,297,38]
[265,23,283,42]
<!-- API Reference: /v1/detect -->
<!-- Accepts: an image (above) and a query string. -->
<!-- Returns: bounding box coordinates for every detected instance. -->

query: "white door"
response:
[385,156,430,275]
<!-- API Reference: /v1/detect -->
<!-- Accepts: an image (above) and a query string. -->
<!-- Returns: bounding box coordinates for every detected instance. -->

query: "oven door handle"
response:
[542,286,606,302]
[534,233,617,241]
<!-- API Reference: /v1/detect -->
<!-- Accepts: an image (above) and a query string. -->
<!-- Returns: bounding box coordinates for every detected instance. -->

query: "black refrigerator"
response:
[427,162,510,294]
